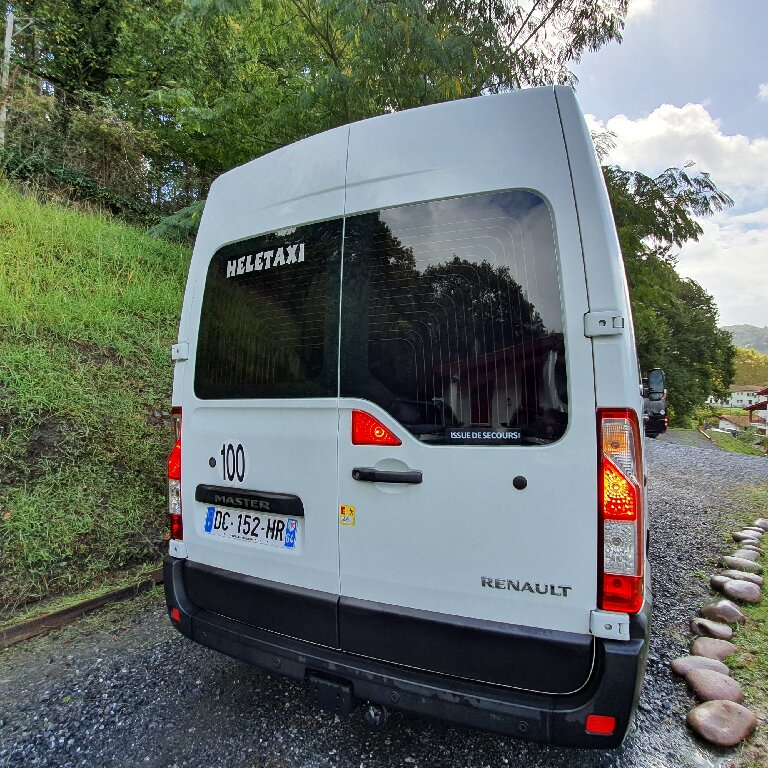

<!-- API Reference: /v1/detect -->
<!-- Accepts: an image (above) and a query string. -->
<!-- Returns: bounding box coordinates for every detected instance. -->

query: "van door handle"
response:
[352,467,422,484]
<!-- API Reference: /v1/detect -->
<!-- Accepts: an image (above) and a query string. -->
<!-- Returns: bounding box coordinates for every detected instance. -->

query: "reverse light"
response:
[352,410,401,446]
[167,407,183,541]
[598,409,643,614]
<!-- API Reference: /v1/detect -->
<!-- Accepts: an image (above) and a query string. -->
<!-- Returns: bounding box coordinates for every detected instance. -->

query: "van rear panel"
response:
[168,86,648,743]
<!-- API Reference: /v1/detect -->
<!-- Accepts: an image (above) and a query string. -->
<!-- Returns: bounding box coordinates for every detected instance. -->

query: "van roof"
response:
[195,86,587,259]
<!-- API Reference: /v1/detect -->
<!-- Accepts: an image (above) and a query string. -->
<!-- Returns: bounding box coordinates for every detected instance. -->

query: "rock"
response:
[733,531,761,543]
[670,656,731,677]
[687,700,757,746]
[721,556,764,575]
[721,569,764,586]
[739,544,762,554]
[690,618,733,640]
[687,669,744,703]
[709,574,731,592]
[754,518,768,531]
[743,526,765,537]
[691,637,737,661]
[732,549,760,561]
[723,579,762,604]
[699,599,747,625]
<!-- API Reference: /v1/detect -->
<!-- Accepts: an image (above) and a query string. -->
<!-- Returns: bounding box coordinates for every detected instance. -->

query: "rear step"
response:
[307,673,357,716]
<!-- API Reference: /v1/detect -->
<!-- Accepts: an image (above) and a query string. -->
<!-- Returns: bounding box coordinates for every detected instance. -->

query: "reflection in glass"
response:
[341,191,567,445]
[195,220,342,399]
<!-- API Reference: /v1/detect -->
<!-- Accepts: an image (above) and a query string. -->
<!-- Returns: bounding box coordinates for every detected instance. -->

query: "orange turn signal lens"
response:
[601,457,638,521]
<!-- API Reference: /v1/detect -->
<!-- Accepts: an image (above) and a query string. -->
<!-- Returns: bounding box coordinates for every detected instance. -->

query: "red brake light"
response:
[586,714,616,735]
[167,408,182,540]
[167,439,181,481]
[601,573,644,613]
[352,410,401,446]
[598,408,643,614]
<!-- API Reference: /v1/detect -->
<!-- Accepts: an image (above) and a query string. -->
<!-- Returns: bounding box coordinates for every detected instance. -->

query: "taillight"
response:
[167,407,183,541]
[598,408,643,613]
[352,410,401,446]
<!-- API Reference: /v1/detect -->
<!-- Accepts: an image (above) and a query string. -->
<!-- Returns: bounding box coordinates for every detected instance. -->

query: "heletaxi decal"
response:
[226,243,305,278]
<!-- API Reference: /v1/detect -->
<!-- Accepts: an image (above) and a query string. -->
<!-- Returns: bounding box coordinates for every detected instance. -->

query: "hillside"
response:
[723,324,768,354]
[0,185,190,615]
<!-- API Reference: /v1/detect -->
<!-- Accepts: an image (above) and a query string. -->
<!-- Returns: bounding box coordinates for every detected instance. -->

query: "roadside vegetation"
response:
[0,184,189,616]
[733,347,768,385]
[727,484,768,768]
[708,431,764,457]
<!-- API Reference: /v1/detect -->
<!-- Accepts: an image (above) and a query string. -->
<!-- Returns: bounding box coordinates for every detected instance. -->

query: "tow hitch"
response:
[363,703,390,730]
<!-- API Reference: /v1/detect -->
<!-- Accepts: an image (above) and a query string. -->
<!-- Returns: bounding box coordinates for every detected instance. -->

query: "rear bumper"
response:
[164,556,650,749]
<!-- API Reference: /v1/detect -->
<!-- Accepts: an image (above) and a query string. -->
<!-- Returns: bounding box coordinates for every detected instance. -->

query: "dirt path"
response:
[657,429,722,451]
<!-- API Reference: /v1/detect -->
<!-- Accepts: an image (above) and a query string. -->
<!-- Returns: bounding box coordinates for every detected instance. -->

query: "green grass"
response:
[0,183,189,617]
[725,485,768,768]
[0,563,160,631]
[708,431,764,456]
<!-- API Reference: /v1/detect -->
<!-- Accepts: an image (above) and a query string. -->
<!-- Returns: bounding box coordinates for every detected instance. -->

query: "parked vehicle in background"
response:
[643,369,668,438]
[164,86,650,749]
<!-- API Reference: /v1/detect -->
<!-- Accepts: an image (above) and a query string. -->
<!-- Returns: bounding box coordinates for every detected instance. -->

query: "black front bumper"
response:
[164,556,650,749]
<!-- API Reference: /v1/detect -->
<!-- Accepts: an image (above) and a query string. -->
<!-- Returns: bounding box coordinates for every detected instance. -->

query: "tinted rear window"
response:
[195,220,342,399]
[340,191,567,445]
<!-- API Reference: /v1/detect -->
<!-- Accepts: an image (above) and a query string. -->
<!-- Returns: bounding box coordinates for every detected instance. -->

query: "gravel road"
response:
[1,441,766,768]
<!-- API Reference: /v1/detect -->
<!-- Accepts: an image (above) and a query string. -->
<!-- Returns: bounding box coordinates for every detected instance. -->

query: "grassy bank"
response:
[726,484,768,768]
[708,431,764,457]
[0,184,189,617]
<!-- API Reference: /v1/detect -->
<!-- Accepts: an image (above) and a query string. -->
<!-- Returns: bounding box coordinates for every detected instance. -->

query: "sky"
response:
[571,0,768,328]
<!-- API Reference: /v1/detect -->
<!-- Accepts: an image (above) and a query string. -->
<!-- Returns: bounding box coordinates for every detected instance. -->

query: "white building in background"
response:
[707,385,767,408]
[745,387,768,437]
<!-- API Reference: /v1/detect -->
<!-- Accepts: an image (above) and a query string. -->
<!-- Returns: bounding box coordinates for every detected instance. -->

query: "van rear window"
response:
[194,220,342,399]
[340,191,567,445]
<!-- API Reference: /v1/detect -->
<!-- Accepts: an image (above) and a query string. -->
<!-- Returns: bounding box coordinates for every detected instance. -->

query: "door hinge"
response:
[171,342,189,362]
[590,609,630,641]
[584,311,625,338]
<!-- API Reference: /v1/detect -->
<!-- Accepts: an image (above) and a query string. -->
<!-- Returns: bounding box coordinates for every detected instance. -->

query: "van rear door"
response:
[336,91,598,693]
[178,132,348,647]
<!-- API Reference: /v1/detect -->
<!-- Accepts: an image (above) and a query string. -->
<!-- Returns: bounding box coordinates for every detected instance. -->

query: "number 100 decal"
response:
[220,442,248,482]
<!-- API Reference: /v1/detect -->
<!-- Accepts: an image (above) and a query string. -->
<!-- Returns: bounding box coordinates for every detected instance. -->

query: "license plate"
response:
[203,506,299,549]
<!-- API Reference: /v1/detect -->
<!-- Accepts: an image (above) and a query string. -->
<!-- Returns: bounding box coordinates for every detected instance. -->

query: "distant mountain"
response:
[722,325,768,354]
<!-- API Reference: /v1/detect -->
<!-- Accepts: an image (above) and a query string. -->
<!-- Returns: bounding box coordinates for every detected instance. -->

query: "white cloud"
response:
[677,211,768,326]
[759,83,768,102]
[587,103,768,206]
[627,0,657,18]
[585,104,768,326]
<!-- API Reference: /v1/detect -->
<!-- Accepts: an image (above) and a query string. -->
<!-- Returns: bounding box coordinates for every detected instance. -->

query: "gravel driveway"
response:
[1,441,766,768]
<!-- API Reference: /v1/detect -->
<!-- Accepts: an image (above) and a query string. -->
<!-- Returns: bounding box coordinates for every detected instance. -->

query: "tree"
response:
[733,347,768,386]
[178,0,629,127]
[602,163,736,424]
[5,0,631,218]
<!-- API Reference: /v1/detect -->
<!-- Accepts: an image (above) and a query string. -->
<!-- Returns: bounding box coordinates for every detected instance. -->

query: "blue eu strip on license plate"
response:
[203,507,299,549]
[284,518,297,549]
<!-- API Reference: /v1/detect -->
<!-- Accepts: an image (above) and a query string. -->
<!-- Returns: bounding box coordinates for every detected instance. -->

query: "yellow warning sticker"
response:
[340,505,356,526]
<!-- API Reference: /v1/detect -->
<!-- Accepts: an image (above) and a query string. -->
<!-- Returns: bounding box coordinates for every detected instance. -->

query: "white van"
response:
[164,86,650,748]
